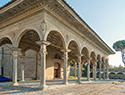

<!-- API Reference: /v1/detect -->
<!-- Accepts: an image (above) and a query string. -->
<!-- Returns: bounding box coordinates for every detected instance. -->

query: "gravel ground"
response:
[0,80,125,95]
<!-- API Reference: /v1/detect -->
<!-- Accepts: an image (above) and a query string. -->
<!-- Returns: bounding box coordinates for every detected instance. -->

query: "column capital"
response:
[12,47,21,51]
[36,40,51,46]
[12,47,21,59]
[76,53,83,58]
[36,40,51,54]
[61,49,71,53]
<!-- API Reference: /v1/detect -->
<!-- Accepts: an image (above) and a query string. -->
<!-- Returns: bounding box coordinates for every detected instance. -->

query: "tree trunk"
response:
[121,50,125,67]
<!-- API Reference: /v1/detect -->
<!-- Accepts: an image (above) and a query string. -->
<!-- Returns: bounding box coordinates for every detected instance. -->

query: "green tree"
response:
[113,40,125,67]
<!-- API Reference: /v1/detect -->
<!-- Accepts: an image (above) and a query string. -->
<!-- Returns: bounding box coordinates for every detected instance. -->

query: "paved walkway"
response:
[0,80,125,95]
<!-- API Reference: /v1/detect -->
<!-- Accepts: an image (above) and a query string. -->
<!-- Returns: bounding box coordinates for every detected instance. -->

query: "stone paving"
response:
[0,79,125,95]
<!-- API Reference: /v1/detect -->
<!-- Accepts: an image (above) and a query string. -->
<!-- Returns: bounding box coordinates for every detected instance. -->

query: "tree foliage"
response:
[113,40,125,66]
[113,40,125,51]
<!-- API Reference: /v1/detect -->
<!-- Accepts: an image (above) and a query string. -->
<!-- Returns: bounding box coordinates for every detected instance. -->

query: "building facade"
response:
[0,0,115,89]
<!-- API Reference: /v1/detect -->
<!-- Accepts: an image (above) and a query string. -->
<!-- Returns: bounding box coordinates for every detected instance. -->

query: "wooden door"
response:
[54,63,60,78]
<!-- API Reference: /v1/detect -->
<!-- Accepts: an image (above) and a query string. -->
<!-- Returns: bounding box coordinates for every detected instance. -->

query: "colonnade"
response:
[0,41,109,90]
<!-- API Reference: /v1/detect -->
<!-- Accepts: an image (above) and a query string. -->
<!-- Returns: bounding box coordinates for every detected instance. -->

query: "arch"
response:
[97,54,101,61]
[67,39,80,50]
[90,51,96,62]
[68,40,80,54]
[45,29,66,46]
[68,40,80,62]
[0,36,14,46]
[81,47,89,62]
[102,57,105,63]
[15,29,42,47]
[109,72,116,79]
[46,30,66,49]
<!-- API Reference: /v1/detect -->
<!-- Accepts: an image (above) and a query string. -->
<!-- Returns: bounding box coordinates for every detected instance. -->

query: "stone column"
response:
[94,62,97,80]
[78,55,82,84]
[62,49,71,84]
[20,55,25,82]
[103,63,105,80]
[106,66,109,80]
[99,61,102,80]
[36,40,50,89]
[12,47,19,86]
[87,59,90,81]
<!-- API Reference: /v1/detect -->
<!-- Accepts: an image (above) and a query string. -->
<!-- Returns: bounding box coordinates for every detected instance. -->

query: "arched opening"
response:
[109,72,116,79]
[81,47,89,79]
[90,51,96,78]
[46,31,65,80]
[18,30,40,81]
[117,72,123,79]
[0,37,13,80]
[68,40,79,79]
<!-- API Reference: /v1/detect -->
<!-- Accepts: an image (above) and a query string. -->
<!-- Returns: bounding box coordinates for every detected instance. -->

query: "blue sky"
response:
[0,0,125,66]
[66,0,125,66]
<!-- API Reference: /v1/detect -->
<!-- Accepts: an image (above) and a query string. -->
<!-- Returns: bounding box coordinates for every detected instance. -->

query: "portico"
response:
[0,0,114,90]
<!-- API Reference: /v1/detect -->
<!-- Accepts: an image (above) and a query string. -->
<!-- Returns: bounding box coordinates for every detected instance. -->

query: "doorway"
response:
[54,63,60,78]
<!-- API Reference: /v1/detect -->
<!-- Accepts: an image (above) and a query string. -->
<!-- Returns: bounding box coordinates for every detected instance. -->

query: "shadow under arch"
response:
[68,40,80,78]
[0,36,14,46]
[0,36,13,78]
[15,29,42,47]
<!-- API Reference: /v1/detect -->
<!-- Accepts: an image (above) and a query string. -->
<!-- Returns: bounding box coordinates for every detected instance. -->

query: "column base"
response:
[99,78,102,80]
[63,81,68,85]
[106,78,109,80]
[78,81,81,84]
[12,82,19,86]
[87,79,90,81]
[21,80,25,82]
[38,84,47,90]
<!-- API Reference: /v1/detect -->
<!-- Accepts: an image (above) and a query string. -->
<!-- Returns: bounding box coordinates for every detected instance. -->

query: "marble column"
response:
[94,62,97,80]
[36,40,50,89]
[99,61,102,80]
[103,63,105,80]
[78,55,82,84]
[87,59,90,81]
[12,47,19,86]
[62,49,71,84]
[20,55,25,82]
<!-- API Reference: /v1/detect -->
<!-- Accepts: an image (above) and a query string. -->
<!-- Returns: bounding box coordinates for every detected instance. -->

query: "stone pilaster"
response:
[36,40,50,89]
